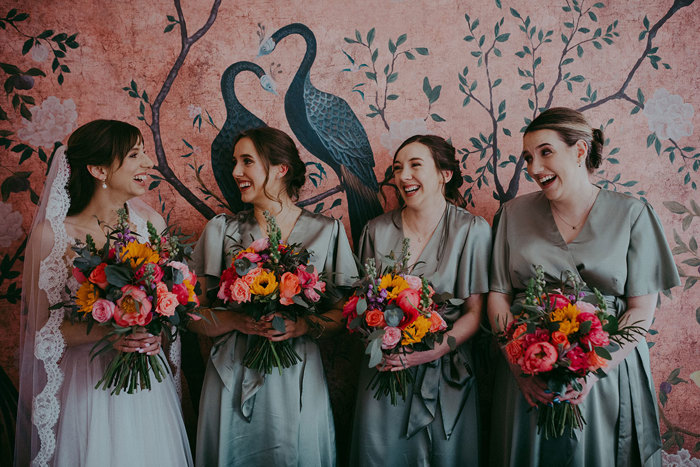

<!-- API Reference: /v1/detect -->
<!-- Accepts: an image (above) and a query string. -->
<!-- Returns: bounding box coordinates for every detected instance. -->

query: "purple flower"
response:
[660,381,672,394]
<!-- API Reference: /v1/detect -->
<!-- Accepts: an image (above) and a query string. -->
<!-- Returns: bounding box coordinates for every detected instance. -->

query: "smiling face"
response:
[104,139,153,201]
[522,129,589,202]
[232,137,286,207]
[392,142,451,209]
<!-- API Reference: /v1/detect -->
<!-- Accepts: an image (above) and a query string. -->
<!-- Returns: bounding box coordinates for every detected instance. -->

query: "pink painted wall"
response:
[1,0,698,459]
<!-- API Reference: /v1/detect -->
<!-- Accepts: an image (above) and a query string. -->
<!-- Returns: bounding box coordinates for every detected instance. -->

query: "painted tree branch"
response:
[658,402,700,438]
[578,0,693,112]
[297,185,343,207]
[146,0,222,220]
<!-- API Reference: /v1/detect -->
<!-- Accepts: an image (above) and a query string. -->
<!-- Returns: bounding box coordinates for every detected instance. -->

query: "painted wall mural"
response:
[0,0,698,461]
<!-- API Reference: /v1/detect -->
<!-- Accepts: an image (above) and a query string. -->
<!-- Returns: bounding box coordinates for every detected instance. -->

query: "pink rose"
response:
[566,346,589,374]
[135,263,164,283]
[576,312,602,330]
[242,267,263,286]
[403,274,422,290]
[156,291,179,317]
[72,267,87,283]
[576,301,598,315]
[114,285,152,327]
[169,261,195,283]
[296,265,324,302]
[381,327,402,349]
[91,299,115,323]
[250,237,270,252]
[580,328,610,350]
[521,342,558,375]
[230,278,251,303]
[548,292,571,310]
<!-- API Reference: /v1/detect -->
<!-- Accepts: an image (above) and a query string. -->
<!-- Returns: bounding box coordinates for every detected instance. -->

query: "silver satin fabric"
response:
[192,210,358,467]
[350,204,491,467]
[488,189,679,467]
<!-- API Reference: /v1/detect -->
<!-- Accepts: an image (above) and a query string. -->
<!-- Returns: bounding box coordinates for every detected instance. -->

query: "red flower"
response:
[521,342,558,375]
[396,288,421,328]
[88,263,109,289]
[548,292,571,310]
[576,312,602,330]
[523,329,550,348]
[172,283,190,305]
[566,347,588,374]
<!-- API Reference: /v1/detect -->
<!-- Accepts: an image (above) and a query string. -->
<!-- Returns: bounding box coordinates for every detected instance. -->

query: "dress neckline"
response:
[545,187,602,246]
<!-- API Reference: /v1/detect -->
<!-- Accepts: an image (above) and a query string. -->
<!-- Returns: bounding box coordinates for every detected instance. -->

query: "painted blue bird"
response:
[211,61,277,213]
[258,23,383,244]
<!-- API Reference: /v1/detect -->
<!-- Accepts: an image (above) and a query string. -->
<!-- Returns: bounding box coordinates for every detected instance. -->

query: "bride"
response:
[15,120,192,466]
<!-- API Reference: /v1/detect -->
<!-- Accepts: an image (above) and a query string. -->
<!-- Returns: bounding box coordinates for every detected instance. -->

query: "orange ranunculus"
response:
[88,263,109,289]
[428,311,447,332]
[550,331,570,349]
[512,323,527,340]
[279,272,301,305]
[586,350,608,371]
[505,340,524,365]
[365,309,386,327]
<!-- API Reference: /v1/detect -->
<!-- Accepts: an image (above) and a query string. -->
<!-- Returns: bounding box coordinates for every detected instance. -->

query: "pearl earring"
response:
[102,180,107,189]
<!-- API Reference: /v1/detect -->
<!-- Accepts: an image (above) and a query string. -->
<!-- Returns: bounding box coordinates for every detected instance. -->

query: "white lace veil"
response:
[14,147,182,466]
[15,146,70,467]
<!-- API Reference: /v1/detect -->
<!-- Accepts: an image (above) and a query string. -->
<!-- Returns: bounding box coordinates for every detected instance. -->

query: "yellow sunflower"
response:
[76,281,98,314]
[121,240,160,269]
[401,315,433,345]
[250,270,278,296]
[379,274,409,300]
[549,303,580,336]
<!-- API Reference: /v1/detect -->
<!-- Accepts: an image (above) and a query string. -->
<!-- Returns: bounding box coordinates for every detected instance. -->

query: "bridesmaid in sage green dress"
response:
[350,135,491,466]
[190,127,357,467]
[488,108,679,467]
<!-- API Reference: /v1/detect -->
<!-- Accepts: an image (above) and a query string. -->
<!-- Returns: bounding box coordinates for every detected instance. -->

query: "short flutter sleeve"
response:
[454,215,491,299]
[357,223,374,265]
[625,203,680,297]
[325,219,359,290]
[192,214,238,293]
[489,207,512,294]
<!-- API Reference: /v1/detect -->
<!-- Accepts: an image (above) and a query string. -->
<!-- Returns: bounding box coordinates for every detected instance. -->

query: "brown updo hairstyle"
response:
[232,127,306,202]
[65,119,143,216]
[524,107,604,172]
[380,134,466,208]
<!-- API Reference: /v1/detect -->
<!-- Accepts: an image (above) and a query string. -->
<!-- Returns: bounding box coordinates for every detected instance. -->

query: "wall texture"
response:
[0,0,698,461]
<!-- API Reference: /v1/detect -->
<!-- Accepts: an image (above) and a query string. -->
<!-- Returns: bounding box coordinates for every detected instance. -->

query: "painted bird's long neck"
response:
[277,24,317,91]
[221,67,246,111]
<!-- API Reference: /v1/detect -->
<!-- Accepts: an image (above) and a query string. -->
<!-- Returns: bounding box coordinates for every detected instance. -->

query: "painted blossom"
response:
[644,88,694,141]
[661,448,700,467]
[16,96,78,148]
[31,42,50,62]
[0,202,23,248]
[187,104,202,119]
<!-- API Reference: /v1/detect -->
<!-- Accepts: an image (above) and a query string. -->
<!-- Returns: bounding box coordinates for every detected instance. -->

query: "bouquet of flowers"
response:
[216,211,328,374]
[343,240,460,405]
[495,265,645,439]
[67,208,201,395]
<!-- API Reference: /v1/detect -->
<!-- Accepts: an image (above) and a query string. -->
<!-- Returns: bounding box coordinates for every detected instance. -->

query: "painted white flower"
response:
[16,97,77,148]
[690,371,700,388]
[188,104,202,119]
[30,42,50,62]
[0,202,23,248]
[662,449,700,467]
[380,118,428,156]
[643,88,694,141]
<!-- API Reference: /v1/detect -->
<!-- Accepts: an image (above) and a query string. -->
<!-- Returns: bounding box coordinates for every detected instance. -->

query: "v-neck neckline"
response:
[251,209,305,244]
[545,187,602,247]
[395,203,449,270]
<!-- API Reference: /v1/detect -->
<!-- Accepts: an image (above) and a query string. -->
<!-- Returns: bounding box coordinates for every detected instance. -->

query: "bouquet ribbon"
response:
[405,346,474,439]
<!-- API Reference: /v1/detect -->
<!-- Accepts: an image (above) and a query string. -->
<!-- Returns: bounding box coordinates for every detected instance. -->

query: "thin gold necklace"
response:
[550,187,597,230]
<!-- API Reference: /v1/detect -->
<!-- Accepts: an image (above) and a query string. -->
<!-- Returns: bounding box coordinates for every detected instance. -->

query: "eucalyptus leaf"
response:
[384,305,403,327]
[272,316,286,333]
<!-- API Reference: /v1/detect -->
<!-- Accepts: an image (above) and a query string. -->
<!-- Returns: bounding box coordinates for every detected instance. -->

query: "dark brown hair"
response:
[524,107,604,172]
[232,127,306,201]
[380,134,466,208]
[65,120,142,216]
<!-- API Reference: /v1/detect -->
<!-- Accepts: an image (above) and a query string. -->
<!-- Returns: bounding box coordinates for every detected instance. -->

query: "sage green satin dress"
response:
[192,210,358,467]
[489,189,680,467]
[350,203,491,467]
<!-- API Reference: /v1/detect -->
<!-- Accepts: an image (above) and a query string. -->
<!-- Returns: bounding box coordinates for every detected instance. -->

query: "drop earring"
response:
[102,180,107,189]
